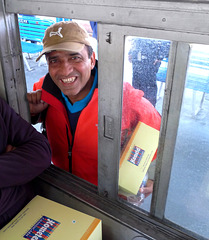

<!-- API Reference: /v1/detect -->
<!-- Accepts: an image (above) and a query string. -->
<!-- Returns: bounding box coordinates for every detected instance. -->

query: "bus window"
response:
[20,14,97,133]
[121,40,209,238]
[164,43,209,238]
[19,14,100,185]
[119,36,171,211]
[6,5,208,238]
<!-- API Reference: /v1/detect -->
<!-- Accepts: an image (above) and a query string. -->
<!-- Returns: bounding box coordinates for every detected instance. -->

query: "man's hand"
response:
[139,179,154,198]
[27,90,48,116]
[5,145,16,153]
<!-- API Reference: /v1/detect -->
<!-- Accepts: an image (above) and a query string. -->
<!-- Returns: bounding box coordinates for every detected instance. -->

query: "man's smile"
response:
[61,77,76,84]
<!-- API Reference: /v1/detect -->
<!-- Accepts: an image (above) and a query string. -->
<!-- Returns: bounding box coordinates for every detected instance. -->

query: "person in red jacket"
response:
[27,21,161,198]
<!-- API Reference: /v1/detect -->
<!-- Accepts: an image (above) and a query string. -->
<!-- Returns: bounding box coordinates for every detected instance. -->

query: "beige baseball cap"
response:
[36,21,92,61]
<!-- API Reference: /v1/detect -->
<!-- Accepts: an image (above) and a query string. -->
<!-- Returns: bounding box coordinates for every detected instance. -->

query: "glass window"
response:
[18,14,99,185]
[5,2,209,239]
[165,44,209,238]
[119,36,170,211]
[17,13,209,238]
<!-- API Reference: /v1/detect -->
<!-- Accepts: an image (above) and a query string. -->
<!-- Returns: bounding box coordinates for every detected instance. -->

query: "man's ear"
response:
[90,51,96,69]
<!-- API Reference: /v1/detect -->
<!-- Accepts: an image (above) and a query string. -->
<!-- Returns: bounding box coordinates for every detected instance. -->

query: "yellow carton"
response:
[119,121,160,195]
[0,195,102,240]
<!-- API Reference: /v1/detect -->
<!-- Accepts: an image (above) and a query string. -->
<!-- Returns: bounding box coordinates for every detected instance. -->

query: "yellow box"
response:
[0,195,102,240]
[119,121,160,195]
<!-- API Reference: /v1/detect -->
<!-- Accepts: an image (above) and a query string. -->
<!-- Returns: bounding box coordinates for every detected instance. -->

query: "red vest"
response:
[37,79,161,186]
[33,76,44,91]
[42,88,98,185]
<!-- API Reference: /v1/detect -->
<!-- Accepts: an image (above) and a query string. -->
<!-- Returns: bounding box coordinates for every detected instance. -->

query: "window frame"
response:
[97,22,191,218]
[2,1,209,239]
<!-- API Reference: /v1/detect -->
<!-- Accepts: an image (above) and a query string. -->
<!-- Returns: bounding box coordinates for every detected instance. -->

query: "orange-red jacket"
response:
[35,73,161,186]
[33,76,44,91]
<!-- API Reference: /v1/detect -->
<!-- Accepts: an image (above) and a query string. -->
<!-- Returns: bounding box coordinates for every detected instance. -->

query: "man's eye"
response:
[49,59,57,64]
[71,56,81,61]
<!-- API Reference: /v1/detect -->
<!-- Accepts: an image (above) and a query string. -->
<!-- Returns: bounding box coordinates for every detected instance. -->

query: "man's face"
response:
[47,47,95,103]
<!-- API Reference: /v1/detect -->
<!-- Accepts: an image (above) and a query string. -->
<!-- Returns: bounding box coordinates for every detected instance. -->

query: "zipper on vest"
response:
[66,126,72,173]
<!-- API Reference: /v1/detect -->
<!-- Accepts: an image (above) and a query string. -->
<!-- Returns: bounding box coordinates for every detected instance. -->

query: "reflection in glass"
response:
[124,36,170,111]
[165,44,209,238]
[128,37,170,106]
[119,36,170,211]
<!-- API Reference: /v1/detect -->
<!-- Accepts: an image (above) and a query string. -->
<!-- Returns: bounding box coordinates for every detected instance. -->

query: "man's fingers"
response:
[27,90,42,104]
[27,90,48,115]
[139,179,154,198]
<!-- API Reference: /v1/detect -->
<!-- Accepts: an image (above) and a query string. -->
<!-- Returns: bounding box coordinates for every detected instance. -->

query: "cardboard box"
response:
[119,121,160,195]
[0,195,102,240]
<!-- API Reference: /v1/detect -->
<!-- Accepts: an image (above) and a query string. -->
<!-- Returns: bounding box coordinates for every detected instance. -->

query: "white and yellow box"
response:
[0,195,102,240]
[119,121,160,195]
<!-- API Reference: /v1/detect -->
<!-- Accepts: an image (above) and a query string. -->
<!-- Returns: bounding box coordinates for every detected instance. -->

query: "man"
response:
[27,21,161,197]
[0,97,51,229]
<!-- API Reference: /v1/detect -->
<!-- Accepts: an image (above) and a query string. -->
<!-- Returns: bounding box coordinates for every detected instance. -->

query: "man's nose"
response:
[60,61,73,75]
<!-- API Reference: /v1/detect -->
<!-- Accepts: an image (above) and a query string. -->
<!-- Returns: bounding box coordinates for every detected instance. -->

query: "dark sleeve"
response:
[158,40,171,59]
[0,98,51,188]
[128,38,141,59]
[90,21,97,39]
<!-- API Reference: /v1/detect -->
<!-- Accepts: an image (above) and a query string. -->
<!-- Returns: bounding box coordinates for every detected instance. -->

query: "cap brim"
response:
[36,42,85,62]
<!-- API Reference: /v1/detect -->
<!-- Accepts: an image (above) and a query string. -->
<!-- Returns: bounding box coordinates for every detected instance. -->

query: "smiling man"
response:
[27,21,161,198]
[47,49,95,102]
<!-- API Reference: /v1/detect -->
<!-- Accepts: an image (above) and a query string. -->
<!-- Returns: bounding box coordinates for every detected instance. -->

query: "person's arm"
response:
[27,89,49,125]
[31,76,46,121]
[0,98,51,188]
[139,160,156,198]
[122,83,161,198]
[27,89,48,116]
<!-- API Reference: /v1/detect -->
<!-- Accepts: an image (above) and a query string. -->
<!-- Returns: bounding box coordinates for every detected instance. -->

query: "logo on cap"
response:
[49,27,63,38]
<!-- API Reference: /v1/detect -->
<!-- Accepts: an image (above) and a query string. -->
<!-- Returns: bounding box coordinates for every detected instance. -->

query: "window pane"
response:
[165,44,209,238]
[119,36,170,211]
[20,14,99,185]
[20,14,96,133]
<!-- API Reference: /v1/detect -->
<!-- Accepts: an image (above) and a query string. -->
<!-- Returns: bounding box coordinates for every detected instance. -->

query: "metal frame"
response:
[151,41,190,218]
[0,0,29,120]
[2,0,209,239]
[34,165,197,240]
[0,63,6,100]
[5,0,209,36]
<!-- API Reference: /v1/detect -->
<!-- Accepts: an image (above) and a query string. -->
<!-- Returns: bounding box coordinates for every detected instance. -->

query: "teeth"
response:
[62,77,76,83]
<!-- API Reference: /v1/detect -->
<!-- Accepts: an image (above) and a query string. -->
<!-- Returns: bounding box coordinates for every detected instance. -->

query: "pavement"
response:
[24,53,48,92]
